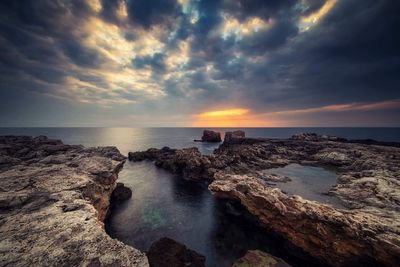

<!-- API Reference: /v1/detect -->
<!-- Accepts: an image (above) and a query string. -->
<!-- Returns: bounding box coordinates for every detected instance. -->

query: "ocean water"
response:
[0,127,399,155]
[1,127,399,267]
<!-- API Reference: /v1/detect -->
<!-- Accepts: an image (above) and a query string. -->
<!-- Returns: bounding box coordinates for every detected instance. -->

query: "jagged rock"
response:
[232,250,290,267]
[147,237,206,267]
[291,133,344,142]
[224,130,245,143]
[129,147,213,181]
[195,130,221,142]
[110,182,132,207]
[291,133,321,141]
[0,136,148,267]
[129,133,400,267]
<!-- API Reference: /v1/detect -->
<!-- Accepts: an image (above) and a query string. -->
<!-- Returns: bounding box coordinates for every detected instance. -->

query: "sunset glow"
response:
[192,108,270,127]
[197,108,250,118]
[300,0,338,31]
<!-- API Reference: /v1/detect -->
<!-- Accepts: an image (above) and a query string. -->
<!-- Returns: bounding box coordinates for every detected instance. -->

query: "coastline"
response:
[129,132,400,267]
[0,136,148,266]
[1,132,399,267]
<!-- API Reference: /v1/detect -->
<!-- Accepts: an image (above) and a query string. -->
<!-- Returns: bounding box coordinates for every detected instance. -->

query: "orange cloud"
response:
[299,0,338,31]
[197,108,249,118]
[192,108,272,127]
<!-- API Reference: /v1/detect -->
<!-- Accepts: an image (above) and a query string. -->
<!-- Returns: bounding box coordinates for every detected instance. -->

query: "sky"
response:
[0,0,399,127]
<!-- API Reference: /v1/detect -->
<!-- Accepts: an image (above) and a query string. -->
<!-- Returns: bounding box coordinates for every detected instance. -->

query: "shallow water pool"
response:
[265,164,346,209]
[105,161,327,267]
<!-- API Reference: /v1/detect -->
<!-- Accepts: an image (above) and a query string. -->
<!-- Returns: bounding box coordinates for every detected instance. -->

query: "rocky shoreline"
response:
[0,136,148,266]
[129,132,400,267]
[1,133,399,267]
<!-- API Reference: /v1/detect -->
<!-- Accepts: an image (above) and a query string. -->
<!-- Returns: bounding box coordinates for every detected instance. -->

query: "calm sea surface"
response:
[0,127,399,155]
[1,127,399,267]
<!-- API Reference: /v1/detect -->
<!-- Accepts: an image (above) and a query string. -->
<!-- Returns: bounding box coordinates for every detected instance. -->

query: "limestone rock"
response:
[232,250,290,267]
[129,133,400,267]
[0,136,148,267]
[224,130,246,143]
[147,237,206,267]
[129,147,213,181]
[199,130,222,142]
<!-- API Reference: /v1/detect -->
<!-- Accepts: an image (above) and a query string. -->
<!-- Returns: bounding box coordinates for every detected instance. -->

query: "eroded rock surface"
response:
[129,133,400,267]
[224,130,245,144]
[129,147,213,181]
[147,237,206,267]
[194,130,222,142]
[0,136,148,267]
[232,250,290,267]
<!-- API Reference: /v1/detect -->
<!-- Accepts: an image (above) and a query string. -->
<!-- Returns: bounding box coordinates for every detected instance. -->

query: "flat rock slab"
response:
[0,136,148,267]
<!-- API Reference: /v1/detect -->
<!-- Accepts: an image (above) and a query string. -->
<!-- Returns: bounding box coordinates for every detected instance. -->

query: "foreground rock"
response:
[0,136,148,267]
[129,133,400,267]
[194,130,222,142]
[232,250,290,267]
[147,237,206,267]
[110,182,133,208]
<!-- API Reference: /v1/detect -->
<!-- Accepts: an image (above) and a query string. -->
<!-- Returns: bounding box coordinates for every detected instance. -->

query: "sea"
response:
[1,127,399,267]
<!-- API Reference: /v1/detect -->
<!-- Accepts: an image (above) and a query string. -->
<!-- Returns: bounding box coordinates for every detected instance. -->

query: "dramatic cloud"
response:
[0,0,399,126]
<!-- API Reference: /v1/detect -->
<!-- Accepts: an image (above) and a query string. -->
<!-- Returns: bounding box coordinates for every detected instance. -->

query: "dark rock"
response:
[110,182,132,206]
[291,133,320,141]
[128,151,146,161]
[147,237,206,267]
[62,203,82,212]
[291,133,400,148]
[224,130,245,143]
[196,130,221,142]
[128,147,213,181]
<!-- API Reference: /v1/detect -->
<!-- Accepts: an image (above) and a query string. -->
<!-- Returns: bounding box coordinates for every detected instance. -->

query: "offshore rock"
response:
[232,250,291,267]
[0,136,148,267]
[147,237,206,267]
[195,130,222,142]
[224,130,245,144]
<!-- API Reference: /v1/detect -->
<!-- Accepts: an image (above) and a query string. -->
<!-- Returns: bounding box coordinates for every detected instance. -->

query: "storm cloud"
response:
[0,0,399,126]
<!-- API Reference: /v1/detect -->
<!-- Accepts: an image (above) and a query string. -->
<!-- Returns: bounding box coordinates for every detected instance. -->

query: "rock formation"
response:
[129,133,400,267]
[232,250,290,267]
[147,237,206,267]
[194,130,222,142]
[129,147,214,181]
[0,136,148,267]
[224,130,245,143]
[110,182,132,208]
